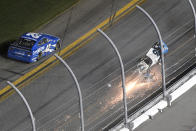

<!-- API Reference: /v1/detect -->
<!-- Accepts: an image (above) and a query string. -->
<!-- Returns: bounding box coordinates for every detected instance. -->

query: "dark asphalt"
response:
[0,0,196,130]
[0,0,130,87]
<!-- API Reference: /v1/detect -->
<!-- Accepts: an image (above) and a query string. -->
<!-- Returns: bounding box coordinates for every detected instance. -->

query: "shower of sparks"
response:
[101,65,162,112]
[126,80,138,92]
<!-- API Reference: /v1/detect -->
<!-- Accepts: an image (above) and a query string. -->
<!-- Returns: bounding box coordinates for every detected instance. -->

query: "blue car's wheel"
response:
[55,41,61,50]
[37,52,42,61]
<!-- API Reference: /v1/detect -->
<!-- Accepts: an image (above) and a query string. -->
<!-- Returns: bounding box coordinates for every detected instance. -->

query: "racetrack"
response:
[0,0,195,130]
[0,0,130,86]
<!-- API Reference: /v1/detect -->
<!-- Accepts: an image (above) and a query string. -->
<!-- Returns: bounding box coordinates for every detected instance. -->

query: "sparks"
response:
[127,80,138,92]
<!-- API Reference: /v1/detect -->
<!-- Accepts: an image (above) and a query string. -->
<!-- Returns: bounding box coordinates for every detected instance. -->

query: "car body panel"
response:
[7,32,60,63]
[137,42,168,73]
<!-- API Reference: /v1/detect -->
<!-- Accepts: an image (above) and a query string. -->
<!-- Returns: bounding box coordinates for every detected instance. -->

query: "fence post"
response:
[7,81,36,131]
[54,54,84,131]
[97,28,128,128]
[188,0,196,37]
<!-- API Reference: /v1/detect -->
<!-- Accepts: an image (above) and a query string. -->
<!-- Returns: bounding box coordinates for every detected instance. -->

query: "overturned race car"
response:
[7,32,60,63]
[137,42,168,74]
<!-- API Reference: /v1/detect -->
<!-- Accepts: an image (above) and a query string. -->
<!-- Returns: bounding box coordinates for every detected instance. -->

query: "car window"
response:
[11,38,36,50]
[38,38,49,46]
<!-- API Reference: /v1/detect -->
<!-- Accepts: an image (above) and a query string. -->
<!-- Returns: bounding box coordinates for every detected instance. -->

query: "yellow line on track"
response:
[0,0,145,102]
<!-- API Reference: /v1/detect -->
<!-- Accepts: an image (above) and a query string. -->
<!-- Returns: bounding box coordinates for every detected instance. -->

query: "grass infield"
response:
[0,0,78,44]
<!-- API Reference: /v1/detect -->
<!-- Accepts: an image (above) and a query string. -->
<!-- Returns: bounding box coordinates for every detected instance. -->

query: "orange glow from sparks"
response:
[102,65,162,112]
[127,80,138,91]
[136,82,151,88]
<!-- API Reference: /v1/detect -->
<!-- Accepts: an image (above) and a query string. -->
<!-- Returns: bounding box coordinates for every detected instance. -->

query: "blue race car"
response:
[8,32,60,63]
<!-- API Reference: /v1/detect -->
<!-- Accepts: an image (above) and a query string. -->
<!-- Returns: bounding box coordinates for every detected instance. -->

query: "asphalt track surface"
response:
[0,0,129,86]
[0,0,196,130]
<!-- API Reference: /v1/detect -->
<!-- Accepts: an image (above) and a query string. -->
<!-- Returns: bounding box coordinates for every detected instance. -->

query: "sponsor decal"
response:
[33,46,45,55]
[15,52,25,56]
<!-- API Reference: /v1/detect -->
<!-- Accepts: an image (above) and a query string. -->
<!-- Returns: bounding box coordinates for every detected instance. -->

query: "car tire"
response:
[37,52,42,61]
[55,41,61,50]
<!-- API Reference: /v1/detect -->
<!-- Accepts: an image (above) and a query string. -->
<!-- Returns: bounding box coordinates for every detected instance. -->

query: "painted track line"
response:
[0,0,145,102]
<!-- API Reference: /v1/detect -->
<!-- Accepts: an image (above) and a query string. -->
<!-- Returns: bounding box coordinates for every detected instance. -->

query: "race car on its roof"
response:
[8,32,60,63]
[137,41,168,73]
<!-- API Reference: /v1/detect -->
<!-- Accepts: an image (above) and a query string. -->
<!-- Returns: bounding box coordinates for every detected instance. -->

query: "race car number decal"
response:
[26,33,41,39]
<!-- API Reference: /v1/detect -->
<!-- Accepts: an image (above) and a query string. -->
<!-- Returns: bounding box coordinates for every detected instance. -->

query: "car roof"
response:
[21,32,59,42]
